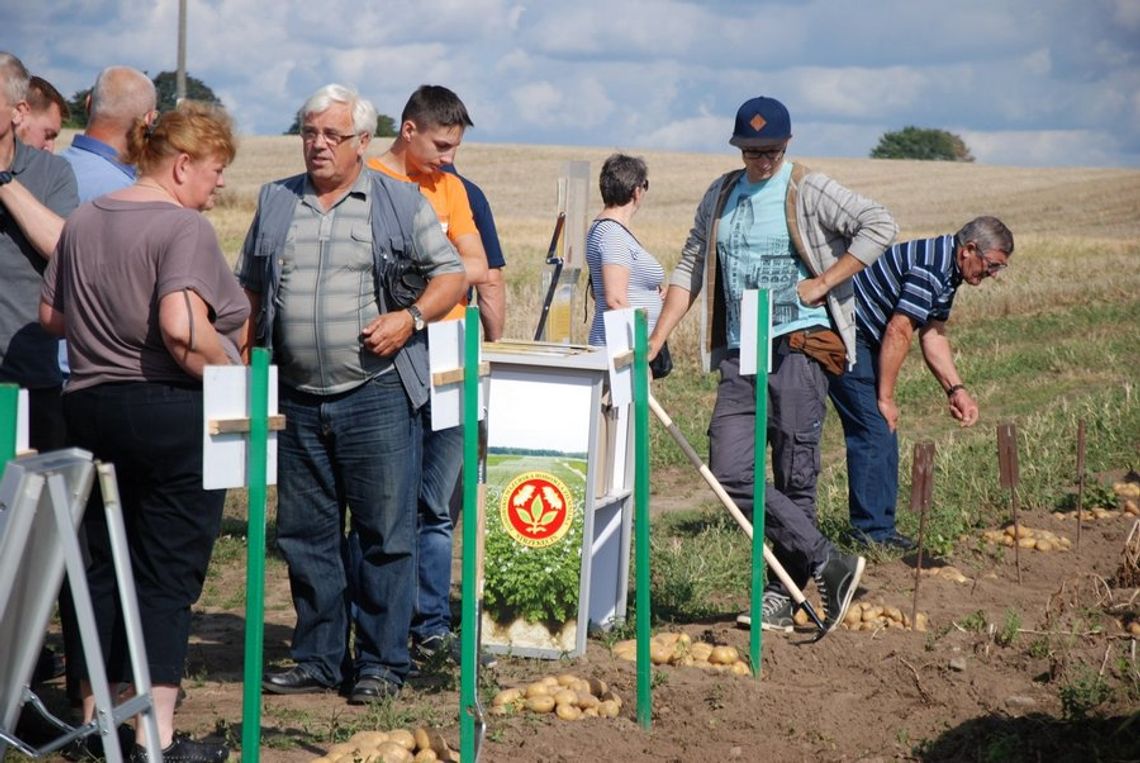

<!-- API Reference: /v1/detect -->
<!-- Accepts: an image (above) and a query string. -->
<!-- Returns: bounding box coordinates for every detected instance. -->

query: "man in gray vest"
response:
[237,83,466,704]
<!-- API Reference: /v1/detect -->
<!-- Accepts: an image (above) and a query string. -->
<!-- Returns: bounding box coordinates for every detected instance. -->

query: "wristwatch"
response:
[407,304,425,332]
[0,170,14,187]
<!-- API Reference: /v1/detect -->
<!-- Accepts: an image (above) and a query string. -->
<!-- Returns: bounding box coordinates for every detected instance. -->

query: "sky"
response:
[6,0,1139,168]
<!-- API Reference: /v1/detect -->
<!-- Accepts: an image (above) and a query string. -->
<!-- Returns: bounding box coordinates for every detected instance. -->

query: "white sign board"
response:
[428,319,485,431]
[15,389,27,454]
[739,289,773,376]
[202,365,279,489]
[602,308,635,407]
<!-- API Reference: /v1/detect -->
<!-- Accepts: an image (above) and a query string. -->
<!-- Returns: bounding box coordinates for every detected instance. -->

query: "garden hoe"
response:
[647,394,829,638]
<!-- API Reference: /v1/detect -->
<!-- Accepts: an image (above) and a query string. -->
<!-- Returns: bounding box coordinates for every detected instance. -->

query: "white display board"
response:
[602,308,635,407]
[202,365,279,489]
[0,450,94,746]
[15,389,27,454]
[428,319,485,431]
[739,289,774,376]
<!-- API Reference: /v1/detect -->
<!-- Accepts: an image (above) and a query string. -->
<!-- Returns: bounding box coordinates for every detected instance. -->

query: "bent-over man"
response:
[830,216,1014,548]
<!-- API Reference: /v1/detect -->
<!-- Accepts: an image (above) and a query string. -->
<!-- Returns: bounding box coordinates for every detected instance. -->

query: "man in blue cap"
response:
[649,96,897,633]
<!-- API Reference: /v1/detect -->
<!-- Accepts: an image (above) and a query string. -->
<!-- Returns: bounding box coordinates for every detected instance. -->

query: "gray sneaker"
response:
[735,591,795,632]
[813,552,865,632]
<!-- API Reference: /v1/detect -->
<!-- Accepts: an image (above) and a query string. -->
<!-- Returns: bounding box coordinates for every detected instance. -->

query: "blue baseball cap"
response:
[729,96,792,148]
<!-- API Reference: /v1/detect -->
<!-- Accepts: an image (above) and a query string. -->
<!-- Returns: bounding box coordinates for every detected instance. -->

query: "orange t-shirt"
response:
[367,158,478,321]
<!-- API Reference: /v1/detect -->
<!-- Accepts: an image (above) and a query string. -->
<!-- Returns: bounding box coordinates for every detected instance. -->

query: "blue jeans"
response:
[412,403,464,643]
[708,343,832,593]
[276,372,420,687]
[828,334,899,541]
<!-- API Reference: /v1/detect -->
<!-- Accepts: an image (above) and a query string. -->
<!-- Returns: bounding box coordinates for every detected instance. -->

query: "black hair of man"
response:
[400,85,473,130]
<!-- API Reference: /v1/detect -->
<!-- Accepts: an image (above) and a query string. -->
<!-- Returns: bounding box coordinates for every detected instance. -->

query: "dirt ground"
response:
[21,480,1140,763]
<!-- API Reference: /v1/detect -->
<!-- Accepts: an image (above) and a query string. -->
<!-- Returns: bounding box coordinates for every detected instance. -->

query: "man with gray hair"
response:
[238,83,466,704]
[0,50,77,448]
[62,65,156,200]
[829,216,1014,550]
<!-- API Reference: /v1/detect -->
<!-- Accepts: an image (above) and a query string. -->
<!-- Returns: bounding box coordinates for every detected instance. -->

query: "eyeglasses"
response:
[972,244,1008,275]
[641,179,650,191]
[741,146,786,161]
[300,127,360,147]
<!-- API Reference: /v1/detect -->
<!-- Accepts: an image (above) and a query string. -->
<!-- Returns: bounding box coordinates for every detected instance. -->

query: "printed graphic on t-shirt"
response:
[719,193,800,341]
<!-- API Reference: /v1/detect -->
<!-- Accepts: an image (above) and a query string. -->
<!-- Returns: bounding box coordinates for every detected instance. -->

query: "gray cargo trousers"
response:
[708,337,834,593]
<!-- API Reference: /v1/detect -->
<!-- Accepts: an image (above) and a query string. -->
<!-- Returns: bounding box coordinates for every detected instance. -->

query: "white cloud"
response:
[510,82,564,127]
[6,0,1139,167]
[961,128,1126,167]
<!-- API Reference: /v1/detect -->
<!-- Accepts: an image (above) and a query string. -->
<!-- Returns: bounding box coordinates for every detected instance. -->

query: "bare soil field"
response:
[32,501,1139,762]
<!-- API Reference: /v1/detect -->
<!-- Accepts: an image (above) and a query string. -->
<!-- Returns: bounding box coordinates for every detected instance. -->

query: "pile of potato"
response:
[1114,481,1140,500]
[310,726,454,763]
[918,565,971,584]
[490,673,622,720]
[981,525,1072,551]
[842,602,928,632]
[610,632,751,675]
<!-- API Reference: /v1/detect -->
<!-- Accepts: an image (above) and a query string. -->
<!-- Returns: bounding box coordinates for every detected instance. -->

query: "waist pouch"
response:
[787,328,846,376]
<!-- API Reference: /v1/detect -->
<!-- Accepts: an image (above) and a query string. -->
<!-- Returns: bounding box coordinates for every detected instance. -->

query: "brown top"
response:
[43,197,249,392]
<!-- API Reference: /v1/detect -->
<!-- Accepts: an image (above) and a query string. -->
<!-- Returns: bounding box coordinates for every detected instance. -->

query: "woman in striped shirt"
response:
[586,153,665,346]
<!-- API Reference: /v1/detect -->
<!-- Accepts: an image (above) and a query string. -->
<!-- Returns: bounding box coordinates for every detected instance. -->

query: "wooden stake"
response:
[1076,419,1086,550]
[997,422,1022,585]
[910,441,935,630]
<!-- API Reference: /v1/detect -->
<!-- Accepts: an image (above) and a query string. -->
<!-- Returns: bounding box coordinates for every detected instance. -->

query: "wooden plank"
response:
[431,360,490,387]
[208,414,286,436]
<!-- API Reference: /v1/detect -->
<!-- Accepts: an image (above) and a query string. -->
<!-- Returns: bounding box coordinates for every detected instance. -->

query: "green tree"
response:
[151,71,221,113]
[283,112,397,138]
[870,126,975,162]
[64,71,222,128]
[64,89,89,128]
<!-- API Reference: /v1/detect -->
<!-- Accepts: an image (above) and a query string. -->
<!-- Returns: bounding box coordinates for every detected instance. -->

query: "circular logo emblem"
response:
[499,471,574,548]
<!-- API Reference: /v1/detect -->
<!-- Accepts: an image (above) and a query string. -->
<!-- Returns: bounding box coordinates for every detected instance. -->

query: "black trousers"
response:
[64,381,224,685]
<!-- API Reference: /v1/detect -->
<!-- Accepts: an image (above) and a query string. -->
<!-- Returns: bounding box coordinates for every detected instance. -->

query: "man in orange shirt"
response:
[367,85,492,669]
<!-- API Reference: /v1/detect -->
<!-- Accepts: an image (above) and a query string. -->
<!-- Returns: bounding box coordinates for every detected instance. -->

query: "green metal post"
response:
[241,349,270,761]
[749,291,770,677]
[460,306,480,761]
[633,310,652,728]
[0,383,17,465]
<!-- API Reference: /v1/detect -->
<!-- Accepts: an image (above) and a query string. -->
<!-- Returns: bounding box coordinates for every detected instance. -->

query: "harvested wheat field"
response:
[20,137,1140,762]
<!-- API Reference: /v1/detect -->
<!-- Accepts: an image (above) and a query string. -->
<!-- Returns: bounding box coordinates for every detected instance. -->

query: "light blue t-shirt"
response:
[716,161,829,348]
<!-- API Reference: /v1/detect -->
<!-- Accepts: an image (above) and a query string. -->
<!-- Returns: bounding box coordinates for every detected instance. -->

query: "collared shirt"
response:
[854,234,962,346]
[271,169,391,394]
[0,140,79,388]
[61,134,135,201]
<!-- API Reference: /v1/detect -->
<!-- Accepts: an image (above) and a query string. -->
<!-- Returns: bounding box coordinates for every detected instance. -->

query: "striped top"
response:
[854,234,962,346]
[586,218,664,346]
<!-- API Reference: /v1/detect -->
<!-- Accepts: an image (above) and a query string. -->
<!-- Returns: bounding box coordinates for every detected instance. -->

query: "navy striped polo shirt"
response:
[854,234,963,346]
